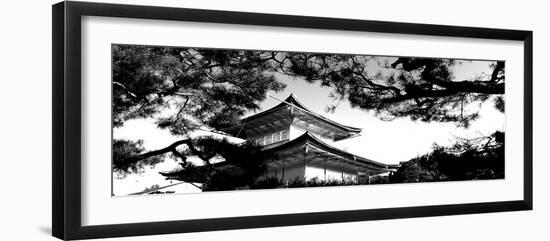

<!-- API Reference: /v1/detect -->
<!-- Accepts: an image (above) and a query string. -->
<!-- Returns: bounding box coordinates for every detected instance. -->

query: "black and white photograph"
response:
[112,44,505,196]
[2,0,546,240]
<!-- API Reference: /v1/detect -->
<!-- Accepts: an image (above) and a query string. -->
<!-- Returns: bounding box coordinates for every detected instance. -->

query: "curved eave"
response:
[242,94,362,133]
[264,132,389,170]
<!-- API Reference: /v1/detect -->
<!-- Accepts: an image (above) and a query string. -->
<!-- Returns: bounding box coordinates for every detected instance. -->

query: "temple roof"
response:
[264,131,389,172]
[236,94,362,140]
[245,94,362,133]
[161,131,392,183]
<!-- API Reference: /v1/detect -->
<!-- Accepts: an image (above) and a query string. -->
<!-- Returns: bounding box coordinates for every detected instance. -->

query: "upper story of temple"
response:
[234,94,362,147]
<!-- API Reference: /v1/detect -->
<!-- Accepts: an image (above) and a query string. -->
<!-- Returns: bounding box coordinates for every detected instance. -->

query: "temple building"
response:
[234,94,396,185]
[159,94,397,192]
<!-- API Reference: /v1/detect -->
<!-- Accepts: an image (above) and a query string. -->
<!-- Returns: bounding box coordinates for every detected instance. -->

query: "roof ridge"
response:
[244,93,362,132]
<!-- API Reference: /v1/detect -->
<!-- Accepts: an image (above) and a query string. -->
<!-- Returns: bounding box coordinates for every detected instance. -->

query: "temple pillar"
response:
[304,143,309,180]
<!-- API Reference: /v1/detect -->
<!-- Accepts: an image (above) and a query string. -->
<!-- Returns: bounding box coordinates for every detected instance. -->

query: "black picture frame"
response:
[52,1,533,240]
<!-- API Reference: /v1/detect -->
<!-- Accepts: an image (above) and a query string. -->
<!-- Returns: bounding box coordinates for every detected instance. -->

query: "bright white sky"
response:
[113,58,504,196]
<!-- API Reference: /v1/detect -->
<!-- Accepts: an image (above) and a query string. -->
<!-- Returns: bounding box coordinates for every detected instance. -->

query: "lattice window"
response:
[273,132,281,142]
[281,130,288,140]
[265,135,273,145]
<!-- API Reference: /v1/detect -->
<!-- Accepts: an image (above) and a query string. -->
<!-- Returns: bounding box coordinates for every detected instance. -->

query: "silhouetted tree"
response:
[159,138,271,191]
[112,45,285,178]
[113,139,165,175]
[390,131,504,183]
[278,54,504,127]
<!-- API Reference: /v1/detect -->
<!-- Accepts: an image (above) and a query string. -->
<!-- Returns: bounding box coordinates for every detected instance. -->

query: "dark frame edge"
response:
[74,201,531,240]
[66,1,530,41]
[52,1,65,240]
[523,31,533,210]
[53,1,86,239]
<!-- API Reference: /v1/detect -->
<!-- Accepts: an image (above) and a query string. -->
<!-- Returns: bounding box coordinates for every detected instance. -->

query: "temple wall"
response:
[265,161,306,184]
[305,162,358,182]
